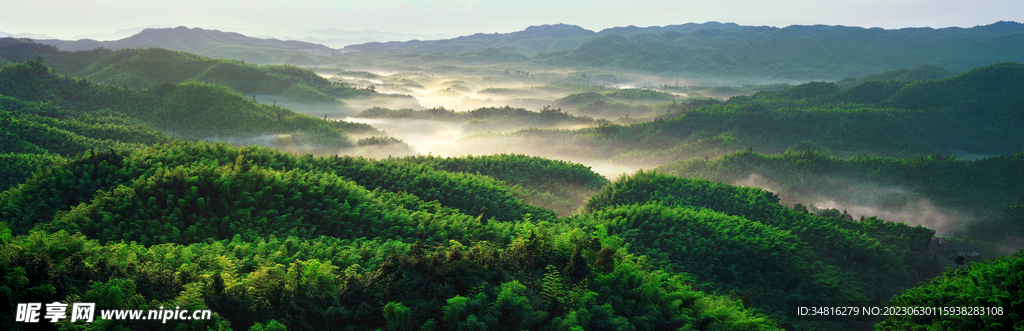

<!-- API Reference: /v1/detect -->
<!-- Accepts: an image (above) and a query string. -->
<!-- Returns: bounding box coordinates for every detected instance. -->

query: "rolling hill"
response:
[0,38,387,102]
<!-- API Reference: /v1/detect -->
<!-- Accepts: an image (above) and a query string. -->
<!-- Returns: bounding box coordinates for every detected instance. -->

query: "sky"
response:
[2,0,1022,40]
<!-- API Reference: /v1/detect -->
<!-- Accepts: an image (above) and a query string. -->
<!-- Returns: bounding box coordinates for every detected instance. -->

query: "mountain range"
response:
[25,21,1024,82]
[343,21,1024,81]
[35,26,336,64]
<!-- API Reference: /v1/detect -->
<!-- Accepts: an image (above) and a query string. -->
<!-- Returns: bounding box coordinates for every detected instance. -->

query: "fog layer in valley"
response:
[733,174,975,233]
[296,68,743,173]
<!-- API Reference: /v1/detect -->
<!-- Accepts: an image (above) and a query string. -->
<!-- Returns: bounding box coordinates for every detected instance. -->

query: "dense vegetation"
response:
[1,142,789,331]
[1,136,961,330]
[577,170,942,330]
[400,154,611,215]
[0,59,383,154]
[876,251,1024,330]
[0,38,379,102]
[658,149,1024,239]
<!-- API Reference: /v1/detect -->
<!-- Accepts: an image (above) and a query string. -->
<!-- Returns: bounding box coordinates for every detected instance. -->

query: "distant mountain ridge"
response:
[36,26,334,64]
[343,23,596,56]
[344,21,1024,81]
[22,21,1024,82]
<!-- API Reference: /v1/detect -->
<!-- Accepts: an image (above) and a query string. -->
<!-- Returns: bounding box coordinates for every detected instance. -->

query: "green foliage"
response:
[401,153,609,215]
[0,218,781,331]
[281,83,339,103]
[0,153,65,190]
[383,302,413,331]
[836,64,954,87]
[250,320,288,331]
[0,142,782,331]
[578,170,944,330]
[876,251,1024,330]
[1,42,372,102]
[659,149,1024,240]
[1,141,552,238]
[0,60,369,152]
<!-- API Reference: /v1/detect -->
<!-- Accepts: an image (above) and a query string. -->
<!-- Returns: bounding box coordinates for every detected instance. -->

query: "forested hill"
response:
[578,170,942,330]
[342,21,1024,81]
[455,62,1024,166]
[35,26,334,64]
[541,21,1024,80]
[0,138,950,330]
[0,141,786,330]
[658,149,1024,242]
[0,38,386,102]
[878,251,1024,330]
[0,59,379,156]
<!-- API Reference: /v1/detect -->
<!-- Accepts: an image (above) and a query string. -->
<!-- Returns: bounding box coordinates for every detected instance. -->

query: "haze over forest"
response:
[1,5,1023,330]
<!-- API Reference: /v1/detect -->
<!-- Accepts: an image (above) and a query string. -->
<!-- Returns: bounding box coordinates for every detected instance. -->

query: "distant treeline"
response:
[342,21,1024,81]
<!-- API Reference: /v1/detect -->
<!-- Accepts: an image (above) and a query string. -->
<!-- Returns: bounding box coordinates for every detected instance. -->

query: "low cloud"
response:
[733,173,975,233]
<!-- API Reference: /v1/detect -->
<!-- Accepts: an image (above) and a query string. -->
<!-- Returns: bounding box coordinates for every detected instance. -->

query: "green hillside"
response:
[876,251,1024,330]
[0,142,786,331]
[0,139,949,330]
[658,150,1024,236]
[0,39,382,102]
[0,59,378,153]
[577,170,941,329]
[400,153,611,215]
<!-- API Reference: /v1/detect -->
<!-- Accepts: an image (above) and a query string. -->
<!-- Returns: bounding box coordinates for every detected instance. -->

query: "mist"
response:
[344,117,466,154]
[733,173,976,233]
[279,68,808,180]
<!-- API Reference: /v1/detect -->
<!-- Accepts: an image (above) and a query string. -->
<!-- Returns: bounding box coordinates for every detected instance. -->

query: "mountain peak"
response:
[522,24,590,33]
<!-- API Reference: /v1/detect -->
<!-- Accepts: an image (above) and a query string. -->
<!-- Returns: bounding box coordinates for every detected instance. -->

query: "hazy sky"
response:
[3,0,1022,39]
